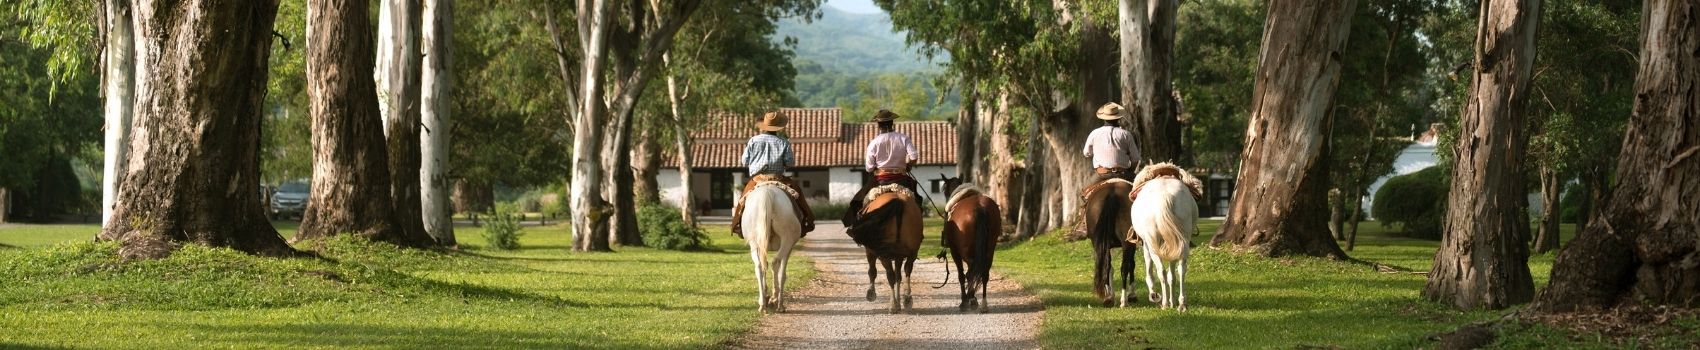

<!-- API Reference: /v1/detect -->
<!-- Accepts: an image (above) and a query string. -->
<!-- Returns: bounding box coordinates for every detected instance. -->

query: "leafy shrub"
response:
[638,204,708,251]
[483,204,525,250]
[1372,166,1450,240]
[810,202,849,222]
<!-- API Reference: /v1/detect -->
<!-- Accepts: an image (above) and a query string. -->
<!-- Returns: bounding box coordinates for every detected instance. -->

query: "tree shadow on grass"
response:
[175,322,681,350]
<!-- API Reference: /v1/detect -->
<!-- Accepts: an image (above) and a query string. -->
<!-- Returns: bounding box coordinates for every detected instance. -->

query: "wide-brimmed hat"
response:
[1096,102,1127,120]
[756,111,788,131]
[872,109,901,122]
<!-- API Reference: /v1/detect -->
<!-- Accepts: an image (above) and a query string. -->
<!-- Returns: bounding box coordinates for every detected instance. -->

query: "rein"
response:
[932,249,950,289]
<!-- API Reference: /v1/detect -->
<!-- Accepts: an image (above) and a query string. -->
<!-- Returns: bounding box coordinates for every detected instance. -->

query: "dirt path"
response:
[730,222,1044,349]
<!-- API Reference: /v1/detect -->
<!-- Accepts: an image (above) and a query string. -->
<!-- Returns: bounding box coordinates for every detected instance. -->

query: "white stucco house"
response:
[657,108,959,215]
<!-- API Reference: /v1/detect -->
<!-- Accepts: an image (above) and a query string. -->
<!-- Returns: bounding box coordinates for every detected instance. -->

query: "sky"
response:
[826,0,882,14]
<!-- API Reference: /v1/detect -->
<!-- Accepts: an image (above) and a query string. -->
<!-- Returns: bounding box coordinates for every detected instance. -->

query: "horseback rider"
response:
[1072,102,1143,237]
[844,109,920,224]
[731,111,816,237]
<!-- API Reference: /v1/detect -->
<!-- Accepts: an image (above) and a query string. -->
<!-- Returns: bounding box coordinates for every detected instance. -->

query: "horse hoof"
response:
[1177,305,1187,313]
[866,289,877,302]
[904,296,913,308]
[1101,299,1116,308]
[979,305,990,314]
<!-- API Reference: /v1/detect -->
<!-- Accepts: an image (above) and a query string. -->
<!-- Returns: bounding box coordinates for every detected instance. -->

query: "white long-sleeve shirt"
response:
[1082,126,1141,169]
[865,132,918,171]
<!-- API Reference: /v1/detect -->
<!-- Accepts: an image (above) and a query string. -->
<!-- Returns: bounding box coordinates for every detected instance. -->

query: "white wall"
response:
[658,168,684,207]
[828,167,863,204]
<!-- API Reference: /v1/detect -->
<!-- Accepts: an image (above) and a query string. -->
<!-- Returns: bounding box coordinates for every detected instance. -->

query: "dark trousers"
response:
[843,174,920,225]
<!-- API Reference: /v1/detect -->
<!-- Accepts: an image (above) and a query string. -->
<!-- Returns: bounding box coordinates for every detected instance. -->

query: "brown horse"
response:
[941,184,1001,313]
[1084,179,1140,307]
[844,184,924,314]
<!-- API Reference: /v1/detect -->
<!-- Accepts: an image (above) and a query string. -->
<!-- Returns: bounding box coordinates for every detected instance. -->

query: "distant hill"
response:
[774,6,944,74]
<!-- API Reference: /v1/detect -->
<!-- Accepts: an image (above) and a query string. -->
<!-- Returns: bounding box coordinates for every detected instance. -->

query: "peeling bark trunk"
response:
[0,188,7,223]
[633,127,661,205]
[569,0,615,252]
[377,0,430,244]
[99,0,293,258]
[1532,0,1700,312]
[663,70,696,226]
[1119,0,1182,165]
[100,0,135,228]
[420,0,455,246]
[297,0,434,247]
[1209,0,1354,259]
[1534,165,1562,253]
[1425,0,1540,310]
[1329,190,1346,241]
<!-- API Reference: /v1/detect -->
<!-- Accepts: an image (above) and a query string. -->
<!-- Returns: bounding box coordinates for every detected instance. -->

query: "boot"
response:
[730,201,746,238]
[1068,205,1089,240]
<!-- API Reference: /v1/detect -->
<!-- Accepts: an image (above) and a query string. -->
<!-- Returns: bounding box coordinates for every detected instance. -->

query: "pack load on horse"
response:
[940,183,1002,313]
[843,109,925,314]
[1127,162,1202,312]
[740,181,803,313]
[731,111,816,238]
[1076,102,1146,307]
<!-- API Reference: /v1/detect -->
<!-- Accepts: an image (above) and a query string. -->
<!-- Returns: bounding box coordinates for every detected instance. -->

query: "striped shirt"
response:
[742,134,794,175]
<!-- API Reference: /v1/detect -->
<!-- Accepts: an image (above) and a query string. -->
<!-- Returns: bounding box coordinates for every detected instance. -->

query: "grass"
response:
[990,219,1695,349]
[0,222,811,349]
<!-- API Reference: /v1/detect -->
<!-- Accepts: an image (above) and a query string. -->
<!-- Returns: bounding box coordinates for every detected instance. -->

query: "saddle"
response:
[943,183,982,217]
[1126,163,1204,203]
[1082,178,1136,200]
[863,183,912,206]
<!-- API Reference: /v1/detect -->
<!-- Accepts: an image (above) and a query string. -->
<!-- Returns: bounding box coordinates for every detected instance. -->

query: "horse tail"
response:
[970,199,1000,284]
[1093,185,1128,243]
[846,196,905,256]
[745,188,775,262]
[1150,182,1194,262]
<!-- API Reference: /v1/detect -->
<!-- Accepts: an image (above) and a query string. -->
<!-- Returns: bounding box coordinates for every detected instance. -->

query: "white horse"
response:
[1128,163,1199,312]
[741,182,803,313]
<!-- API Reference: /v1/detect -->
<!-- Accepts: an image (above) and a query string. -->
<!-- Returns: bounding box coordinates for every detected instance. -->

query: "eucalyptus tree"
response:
[377,0,432,244]
[1532,0,1700,313]
[97,0,294,257]
[421,0,455,245]
[1209,0,1357,258]
[1425,0,1542,310]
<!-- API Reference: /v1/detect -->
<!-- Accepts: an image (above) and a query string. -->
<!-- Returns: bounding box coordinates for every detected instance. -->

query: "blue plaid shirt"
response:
[742,134,794,175]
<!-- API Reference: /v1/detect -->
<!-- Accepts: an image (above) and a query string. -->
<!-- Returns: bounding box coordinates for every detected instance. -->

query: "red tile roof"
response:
[666,108,956,169]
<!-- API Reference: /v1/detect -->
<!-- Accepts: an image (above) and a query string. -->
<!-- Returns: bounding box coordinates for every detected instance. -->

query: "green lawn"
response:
[989,219,1692,349]
[0,222,810,349]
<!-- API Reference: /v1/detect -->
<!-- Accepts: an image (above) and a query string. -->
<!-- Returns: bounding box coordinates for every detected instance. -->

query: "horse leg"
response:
[1157,259,1172,310]
[1119,243,1137,307]
[902,257,915,310]
[977,270,991,313]
[750,247,768,313]
[773,242,793,313]
[883,258,901,314]
[865,251,879,302]
[1092,239,1113,307]
[1176,258,1188,313]
[1142,245,1160,304]
[954,255,970,311]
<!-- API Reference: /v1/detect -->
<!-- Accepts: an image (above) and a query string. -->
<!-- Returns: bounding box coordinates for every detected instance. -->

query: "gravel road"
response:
[729,222,1044,349]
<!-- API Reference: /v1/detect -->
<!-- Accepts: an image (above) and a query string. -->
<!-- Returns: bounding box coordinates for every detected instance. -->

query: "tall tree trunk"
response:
[663,69,696,227]
[984,93,1015,220]
[1329,190,1345,241]
[604,104,640,246]
[0,188,10,223]
[420,0,455,246]
[377,0,430,244]
[1533,165,1562,253]
[1532,0,1700,312]
[569,0,616,252]
[1424,0,1540,310]
[297,0,434,247]
[100,0,135,229]
[633,127,661,205]
[99,0,293,258]
[1209,0,1355,259]
[1119,0,1182,165]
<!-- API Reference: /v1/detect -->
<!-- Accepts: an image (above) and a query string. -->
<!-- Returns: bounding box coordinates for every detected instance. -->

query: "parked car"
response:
[270,181,309,220]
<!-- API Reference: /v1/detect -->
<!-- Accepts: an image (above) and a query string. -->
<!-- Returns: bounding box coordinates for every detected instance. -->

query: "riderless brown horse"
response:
[1084,179,1141,307]
[941,184,1001,313]
[844,184,924,314]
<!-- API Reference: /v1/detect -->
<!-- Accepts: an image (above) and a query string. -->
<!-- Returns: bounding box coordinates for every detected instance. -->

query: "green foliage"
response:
[8,0,96,94]
[261,0,313,183]
[1527,1,1638,178]
[808,202,848,222]
[637,204,709,251]
[1174,0,1265,170]
[1373,166,1450,239]
[775,6,940,74]
[0,8,101,214]
[482,204,525,250]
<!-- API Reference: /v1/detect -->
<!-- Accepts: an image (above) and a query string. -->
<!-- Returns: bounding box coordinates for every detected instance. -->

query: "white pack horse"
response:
[1127,163,1200,312]
[741,182,803,313]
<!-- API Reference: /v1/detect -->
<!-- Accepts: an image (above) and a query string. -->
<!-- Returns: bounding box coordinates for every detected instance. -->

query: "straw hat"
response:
[756,111,788,132]
[1096,102,1127,120]
[872,109,901,122]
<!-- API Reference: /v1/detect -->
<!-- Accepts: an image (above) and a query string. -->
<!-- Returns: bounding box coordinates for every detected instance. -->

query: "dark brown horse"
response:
[1084,179,1140,307]
[941,184,1001,313]
[844,184,924,313]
